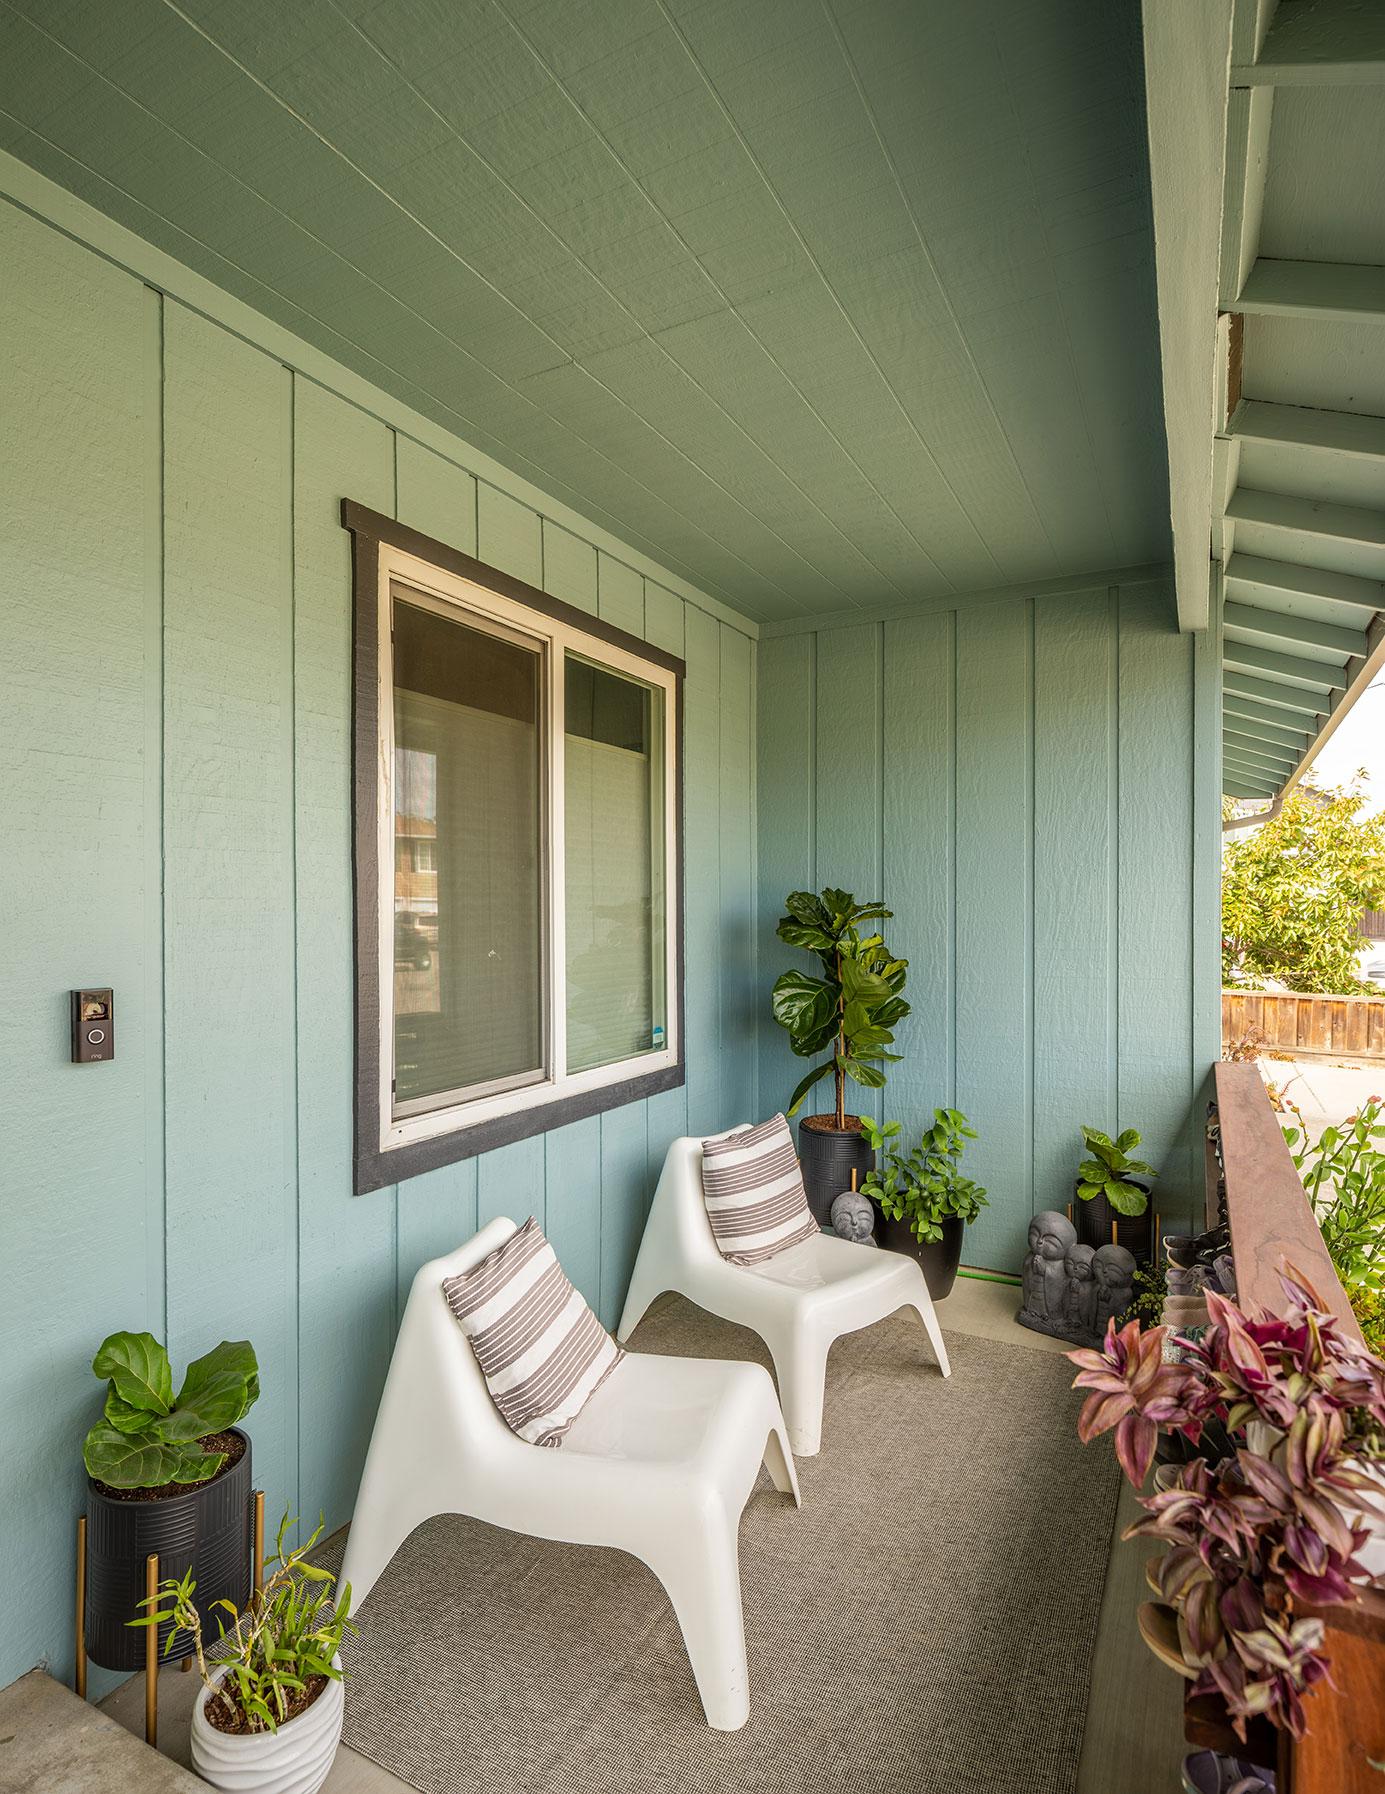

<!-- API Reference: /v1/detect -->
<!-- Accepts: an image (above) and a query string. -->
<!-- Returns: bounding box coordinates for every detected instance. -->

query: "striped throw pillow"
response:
[700,1114,822,1264]
[442,1219,623,1448]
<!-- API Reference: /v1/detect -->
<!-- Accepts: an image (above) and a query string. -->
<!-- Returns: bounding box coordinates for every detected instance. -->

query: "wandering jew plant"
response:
[1068,1274,1385,1738]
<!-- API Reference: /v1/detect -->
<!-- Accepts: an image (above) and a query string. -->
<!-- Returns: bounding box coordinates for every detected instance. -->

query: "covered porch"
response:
[2,1,1383,1791]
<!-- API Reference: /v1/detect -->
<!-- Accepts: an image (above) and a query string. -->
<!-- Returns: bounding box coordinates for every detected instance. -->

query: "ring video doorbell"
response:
[71,989,114,1063]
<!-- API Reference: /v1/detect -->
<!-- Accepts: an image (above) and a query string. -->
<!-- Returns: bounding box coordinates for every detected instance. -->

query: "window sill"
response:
[354,1060,684,1194]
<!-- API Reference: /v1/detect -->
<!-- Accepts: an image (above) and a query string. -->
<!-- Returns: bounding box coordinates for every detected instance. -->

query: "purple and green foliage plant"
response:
[1069,1274,1385,1738]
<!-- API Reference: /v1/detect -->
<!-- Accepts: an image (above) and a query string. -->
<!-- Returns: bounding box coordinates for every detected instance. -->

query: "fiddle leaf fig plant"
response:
[771,888,909,1125]
[84,1332,260,1489]
[861,1109,988,1244]
[1076,1125,1155,1218]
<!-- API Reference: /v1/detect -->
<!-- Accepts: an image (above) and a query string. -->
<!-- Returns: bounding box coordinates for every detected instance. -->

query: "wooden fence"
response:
[1223,989,1385,1063]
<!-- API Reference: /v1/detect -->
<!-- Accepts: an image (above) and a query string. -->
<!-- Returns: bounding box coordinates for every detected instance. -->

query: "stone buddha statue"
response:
[1018,1210,1077,1337]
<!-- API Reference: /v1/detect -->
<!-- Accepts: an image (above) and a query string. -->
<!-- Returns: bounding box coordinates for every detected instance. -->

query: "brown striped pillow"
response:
[442,1219,623,1448]
[700,1114,822,1265]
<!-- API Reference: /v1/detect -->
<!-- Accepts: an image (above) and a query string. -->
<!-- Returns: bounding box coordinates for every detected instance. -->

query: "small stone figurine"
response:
[1091,1243,1138,1340]
[1019,1211,1076,1338]
[1061,1243,1098,1339]
[830,1188,877,1245]
[1018,1212,1135,1348]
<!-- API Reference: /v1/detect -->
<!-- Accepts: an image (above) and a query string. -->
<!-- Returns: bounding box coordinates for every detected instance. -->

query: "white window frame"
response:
[374,540,681,1160]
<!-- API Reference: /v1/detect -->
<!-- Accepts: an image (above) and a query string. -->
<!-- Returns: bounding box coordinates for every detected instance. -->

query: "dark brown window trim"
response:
[344,499,686,1195]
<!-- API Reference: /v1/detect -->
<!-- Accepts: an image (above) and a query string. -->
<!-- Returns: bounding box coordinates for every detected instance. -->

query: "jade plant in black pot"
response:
[82,1331,258,1671]
[862,1109,989,1299]
[771,887,909,1222]
[1074,1125,1156,1261]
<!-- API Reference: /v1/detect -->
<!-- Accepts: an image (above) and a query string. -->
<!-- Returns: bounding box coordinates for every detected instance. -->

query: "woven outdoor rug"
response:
[334,1300,1118,1794]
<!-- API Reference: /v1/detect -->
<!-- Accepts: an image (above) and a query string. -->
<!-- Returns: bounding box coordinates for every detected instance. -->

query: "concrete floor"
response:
[99,1276,1186,1794]
[0,1668,203,1794]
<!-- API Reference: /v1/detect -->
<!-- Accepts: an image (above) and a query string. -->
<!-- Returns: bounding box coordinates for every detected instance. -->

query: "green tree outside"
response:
[1222,780,1385,994]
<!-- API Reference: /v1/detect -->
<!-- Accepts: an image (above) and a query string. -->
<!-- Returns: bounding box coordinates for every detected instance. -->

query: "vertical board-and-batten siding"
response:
[758,584,1219,1272]
[0,196,757,1694]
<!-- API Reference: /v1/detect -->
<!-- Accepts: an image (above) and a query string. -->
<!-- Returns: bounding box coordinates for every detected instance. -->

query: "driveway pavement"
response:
[1256,1055,1385,1138]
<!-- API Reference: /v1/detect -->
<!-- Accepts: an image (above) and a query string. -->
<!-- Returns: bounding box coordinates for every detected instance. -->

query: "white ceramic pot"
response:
[191,1655,344,1794]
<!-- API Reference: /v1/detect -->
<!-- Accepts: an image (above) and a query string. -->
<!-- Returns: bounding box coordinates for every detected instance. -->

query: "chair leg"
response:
[765,1329,828,1459]
[910,1295,952,1378]
[337,1484,433,1609]
[648,1515,750,1731]
[761,1421,801,1506]
[615,1259,668,1344]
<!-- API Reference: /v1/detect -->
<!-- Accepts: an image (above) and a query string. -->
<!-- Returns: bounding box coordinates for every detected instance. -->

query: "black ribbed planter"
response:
[1074,1180,1152,1262]
[84,1429,253,1671]
[881,1213,965,1301]
[797,1116,875,1225]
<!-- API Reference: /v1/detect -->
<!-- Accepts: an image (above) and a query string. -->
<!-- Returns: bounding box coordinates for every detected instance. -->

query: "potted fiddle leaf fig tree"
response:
[771,888,909,1221]
[862,1109,989,1298]
[82,1331,259,1673]
[1074,1125,1156,1259]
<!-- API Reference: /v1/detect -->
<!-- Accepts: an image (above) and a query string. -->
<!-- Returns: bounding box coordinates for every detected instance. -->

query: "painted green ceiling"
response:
[0,0,1169,623]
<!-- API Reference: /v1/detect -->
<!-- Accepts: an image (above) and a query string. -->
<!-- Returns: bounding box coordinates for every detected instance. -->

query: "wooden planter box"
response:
[1197,1065,1385,1791]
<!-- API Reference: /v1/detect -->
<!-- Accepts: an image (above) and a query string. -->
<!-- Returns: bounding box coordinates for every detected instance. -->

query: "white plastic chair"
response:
[618,1134,951,1457]
[339,1216,800,1732]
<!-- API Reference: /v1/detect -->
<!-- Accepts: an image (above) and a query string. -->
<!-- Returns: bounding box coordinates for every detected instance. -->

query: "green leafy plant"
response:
[1118,1261,1166,1332]
[83,1332,259,1489]
[770,888,909,1124]
[1222,778,1385,993]
[858,1115,901,1155]
[1076,1126,1155,1218]
[861,1109,988,1244]
[1352,1284,1385,1358]
[1282,1097,1385,1297]
[133,1511,354,1735]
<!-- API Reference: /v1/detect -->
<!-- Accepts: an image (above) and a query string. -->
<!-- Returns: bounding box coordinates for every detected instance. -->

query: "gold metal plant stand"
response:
[144,1552,159,1745]
[253,1488,265,1596]
[74,1517,87,1699]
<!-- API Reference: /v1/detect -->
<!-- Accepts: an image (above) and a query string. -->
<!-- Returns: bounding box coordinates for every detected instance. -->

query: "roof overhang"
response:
[1142,0,1385,802]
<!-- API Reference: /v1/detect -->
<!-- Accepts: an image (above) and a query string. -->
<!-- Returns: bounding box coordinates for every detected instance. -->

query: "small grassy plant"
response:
[133,1511,355,1735]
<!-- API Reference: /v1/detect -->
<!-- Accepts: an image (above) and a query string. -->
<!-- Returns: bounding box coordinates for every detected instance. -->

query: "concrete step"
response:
[0,1669,204,1794]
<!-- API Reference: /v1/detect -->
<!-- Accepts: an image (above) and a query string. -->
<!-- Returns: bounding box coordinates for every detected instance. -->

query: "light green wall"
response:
[757,585,1223,1272]
[0,196,757,1693]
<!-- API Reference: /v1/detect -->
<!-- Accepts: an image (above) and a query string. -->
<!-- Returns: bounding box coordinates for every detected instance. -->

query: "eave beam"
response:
[1221,643,1348,691]
[1224,735,1298,773]
[1236,259,1385,323]
[1230,401,1385,464]
[1225,772,1286,799]
[1224,551,1383,620]
[1221,701,1315,748]
[1281,617,1385,801]
[1225,488,1385,568]
[1232,0,1385,86]
[1223,669,1335,714]
[1224,724,1297,759]
[1223,601,1366,660]
[1223,751,1284,779]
